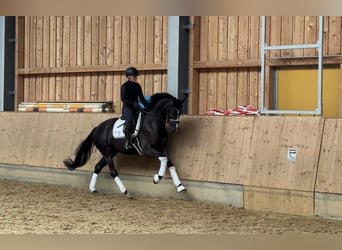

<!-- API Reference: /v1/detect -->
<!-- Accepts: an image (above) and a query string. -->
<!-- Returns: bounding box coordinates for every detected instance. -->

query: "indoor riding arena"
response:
[1,16,342,234]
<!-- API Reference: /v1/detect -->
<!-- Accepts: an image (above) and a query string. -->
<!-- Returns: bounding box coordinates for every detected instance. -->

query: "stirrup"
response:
[124,141,132,149]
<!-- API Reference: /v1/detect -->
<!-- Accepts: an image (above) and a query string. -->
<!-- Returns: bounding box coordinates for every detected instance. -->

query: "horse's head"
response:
[149,92,187,133]
[165,98,182,133]
[165,94,188,133]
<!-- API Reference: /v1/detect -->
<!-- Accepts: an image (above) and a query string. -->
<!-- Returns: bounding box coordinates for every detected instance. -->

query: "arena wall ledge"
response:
[0,112,341,220]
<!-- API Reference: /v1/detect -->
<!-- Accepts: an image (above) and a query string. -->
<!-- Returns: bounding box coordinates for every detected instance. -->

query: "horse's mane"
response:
[147,92,175,110]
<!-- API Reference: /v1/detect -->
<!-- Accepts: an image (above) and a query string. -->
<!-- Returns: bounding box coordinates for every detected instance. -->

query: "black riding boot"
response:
[124,140,132,149]
[124,123,133,149]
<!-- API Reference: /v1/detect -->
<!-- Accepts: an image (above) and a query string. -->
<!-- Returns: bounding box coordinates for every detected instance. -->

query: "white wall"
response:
[167,16,180,98]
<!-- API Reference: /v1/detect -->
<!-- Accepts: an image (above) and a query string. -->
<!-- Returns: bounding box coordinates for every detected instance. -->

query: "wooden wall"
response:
[243,116,324,216]
[190,16,261,114]
[1,113,342,217]
[15,16,342,115]
[189,16,342,114]
[16,16,168,112]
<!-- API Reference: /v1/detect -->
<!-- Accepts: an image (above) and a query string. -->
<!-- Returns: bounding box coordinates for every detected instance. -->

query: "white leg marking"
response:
[169,166,186,192]
[114,176,127,194]
[89,173,98,192]
[158,157,168,176]
[168,166,181,186]
[154,156,167,184]
[153,174,160,184]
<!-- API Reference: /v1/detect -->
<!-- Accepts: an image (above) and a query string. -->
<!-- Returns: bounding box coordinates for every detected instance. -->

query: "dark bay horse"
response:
[63,93,187,197]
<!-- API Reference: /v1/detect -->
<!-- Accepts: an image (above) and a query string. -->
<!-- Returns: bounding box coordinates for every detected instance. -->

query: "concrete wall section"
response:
[0,163,244,208]
[315,192,342,220]
[245,186,314,216]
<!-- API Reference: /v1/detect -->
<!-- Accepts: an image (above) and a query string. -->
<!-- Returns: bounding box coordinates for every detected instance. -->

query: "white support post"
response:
[167,16,180,98]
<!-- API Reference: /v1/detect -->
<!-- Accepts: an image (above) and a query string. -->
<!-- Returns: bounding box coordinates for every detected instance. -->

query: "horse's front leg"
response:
[153,157,186,193]
[153,156,167,184]
[168,163,186,192]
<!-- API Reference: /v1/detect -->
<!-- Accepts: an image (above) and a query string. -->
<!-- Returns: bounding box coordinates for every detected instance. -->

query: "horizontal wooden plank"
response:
[17,63,167,75]
[192,56,342,69]
[192,59,260,69]
[269,55,342,66]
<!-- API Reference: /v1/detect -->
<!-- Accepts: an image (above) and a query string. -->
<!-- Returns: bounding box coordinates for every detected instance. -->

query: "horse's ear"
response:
[181,89,191,103]
[181,93,189,103]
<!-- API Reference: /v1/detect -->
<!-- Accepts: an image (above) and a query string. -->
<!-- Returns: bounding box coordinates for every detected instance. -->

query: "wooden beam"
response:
[189,16,200,114]
[192,59,260,69]
[192,56,342,70]
[15,16,25,110]
[269,56,342,66]
[17,63,167,75]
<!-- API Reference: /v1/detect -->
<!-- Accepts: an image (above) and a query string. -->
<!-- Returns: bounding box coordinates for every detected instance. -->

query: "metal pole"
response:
[317,16,324,115]
[260,16,266,113]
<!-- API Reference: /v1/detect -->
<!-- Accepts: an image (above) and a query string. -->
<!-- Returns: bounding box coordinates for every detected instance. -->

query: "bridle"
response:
[165,106,181,133]
[141,95,185,133]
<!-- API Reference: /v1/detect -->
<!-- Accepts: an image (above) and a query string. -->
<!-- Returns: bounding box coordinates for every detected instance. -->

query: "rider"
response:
[121,67,149,149]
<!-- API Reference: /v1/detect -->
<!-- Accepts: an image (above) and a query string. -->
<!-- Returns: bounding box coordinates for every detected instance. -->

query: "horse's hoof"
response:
[124,190,132,199]
[177,185,186,193]
[153,174,161,184]
[91,190,98,194]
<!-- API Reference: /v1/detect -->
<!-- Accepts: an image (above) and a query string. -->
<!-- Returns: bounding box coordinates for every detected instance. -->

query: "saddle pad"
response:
[112,119,126,139]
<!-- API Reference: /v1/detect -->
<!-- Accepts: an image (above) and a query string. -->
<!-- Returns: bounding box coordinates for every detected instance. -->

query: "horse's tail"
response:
[63,127,96,171]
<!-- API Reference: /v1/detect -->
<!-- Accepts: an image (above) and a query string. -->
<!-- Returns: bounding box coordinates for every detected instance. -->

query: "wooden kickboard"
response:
[168,115,255,184]
[244,116,324,192]
[0,112,113,171]
[316,118,342,194]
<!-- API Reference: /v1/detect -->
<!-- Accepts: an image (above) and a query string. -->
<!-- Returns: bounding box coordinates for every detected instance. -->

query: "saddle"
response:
[112,112,144,154]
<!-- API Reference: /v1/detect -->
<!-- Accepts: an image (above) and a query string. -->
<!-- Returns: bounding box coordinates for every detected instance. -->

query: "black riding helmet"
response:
[125,67,139,77]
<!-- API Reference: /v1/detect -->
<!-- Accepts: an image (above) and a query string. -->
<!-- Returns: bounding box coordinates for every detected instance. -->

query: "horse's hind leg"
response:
[104,155,131,198]
[89,157,107,193]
